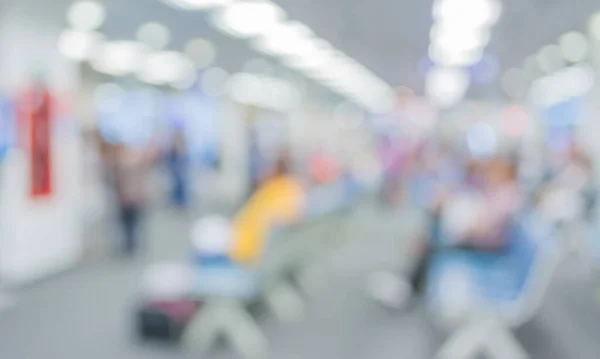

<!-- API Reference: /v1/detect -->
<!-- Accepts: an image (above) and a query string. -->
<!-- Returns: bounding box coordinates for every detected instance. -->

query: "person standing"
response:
[113,144,152,255]
[167,132,189,210]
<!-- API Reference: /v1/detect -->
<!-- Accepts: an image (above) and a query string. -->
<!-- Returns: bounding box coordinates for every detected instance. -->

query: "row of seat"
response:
[179,180,365,358]
[402,174,563,359]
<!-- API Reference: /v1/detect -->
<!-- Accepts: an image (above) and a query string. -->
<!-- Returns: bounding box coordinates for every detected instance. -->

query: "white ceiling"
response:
[13,0,600,101]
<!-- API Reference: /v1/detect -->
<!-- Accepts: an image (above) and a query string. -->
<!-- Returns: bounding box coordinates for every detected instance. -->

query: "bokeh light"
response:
[67,1,106,31]
[136,22,171,51]
[184,38,216,69]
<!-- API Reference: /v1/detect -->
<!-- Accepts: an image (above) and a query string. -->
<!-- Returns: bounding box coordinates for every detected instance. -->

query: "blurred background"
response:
[1,0,600,358]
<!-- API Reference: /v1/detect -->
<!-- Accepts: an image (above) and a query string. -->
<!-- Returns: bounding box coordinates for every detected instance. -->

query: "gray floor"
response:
[1,200,600,359]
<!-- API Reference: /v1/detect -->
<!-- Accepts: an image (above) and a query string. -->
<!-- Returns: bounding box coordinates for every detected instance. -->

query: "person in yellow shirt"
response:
[230,154,305,266]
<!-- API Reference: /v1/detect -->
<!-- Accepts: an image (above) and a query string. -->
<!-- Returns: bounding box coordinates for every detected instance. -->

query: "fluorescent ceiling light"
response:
[212,1,286,38]
[252,22,313,56]
[283,43,335,72]
[92,41,148,76]
[429,44,483,66]
[431,26,490,53]
[184,38,216,68]
[589,12,600,41]
[425,66,470,108]
[137,51,191,85]
[159,0,232,10]
[433,0,502,29]
[229,73,263,104]
[57,29,104,61]
[67,1,106,31]
[136,22,171,50]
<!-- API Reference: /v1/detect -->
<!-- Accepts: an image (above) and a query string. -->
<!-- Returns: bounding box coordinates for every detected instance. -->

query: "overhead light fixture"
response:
[212,1,285,38]
[252,22,313,56]
[425,66,470,108]
[206,0,393,112]
[433,0,501,30]
[184,38,216,68]
[228,73,300,111]
[137,51,192,85]
[136,22,171,51]
[588,12,600,41]
[429,44,483,67]
[158,0,232,10]
[67,1,106,31]
[431,25,490,53]
[57,29,104,61]
[92,41,148,76]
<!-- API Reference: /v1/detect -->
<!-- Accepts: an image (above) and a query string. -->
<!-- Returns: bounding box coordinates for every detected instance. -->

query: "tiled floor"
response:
[1,201,600,359]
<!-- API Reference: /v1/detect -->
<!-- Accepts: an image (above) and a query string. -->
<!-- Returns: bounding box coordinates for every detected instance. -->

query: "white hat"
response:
[191,215,233,256]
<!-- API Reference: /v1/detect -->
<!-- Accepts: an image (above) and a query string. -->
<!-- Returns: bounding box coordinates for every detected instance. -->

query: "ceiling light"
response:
[283,41,336,72]
[202,67,229,96]
[92,41,148,76]
[57,29,104,61]
[184,38,216,68]
[158,0,232,10]
[429,44,483,67]
[229,73,262,104]
[433,0,502,30]
[137,51,191,85]
[431,26,490,53]
[589,12,600,41]
[425,66,470,108]
[252,22,313,56]
[67,1,106,31]
[136,22,171,50]
[559,31,589,63]
[212,1,286,38]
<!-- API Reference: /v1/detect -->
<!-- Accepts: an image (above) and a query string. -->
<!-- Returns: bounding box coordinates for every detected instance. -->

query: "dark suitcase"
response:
[136,299,200,342]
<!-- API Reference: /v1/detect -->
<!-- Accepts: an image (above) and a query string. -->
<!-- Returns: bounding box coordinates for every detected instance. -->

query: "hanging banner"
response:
[17,86,54,198]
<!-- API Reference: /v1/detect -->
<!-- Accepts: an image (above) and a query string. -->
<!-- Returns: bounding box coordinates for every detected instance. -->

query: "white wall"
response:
[0,1,84,285]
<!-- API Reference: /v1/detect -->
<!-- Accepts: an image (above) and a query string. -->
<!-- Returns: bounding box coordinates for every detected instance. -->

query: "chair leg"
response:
[221,300,269,359]
[263,281,305,322]
[184,299,268,359]
[183,301,223,352]
[436,318,488,359]
[483,320,530,359]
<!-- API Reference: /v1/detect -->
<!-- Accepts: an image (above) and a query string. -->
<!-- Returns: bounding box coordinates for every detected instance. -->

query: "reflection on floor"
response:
[0,201,600,359]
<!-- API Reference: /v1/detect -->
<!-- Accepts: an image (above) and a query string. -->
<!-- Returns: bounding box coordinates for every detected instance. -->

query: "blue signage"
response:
[0,97,15,162]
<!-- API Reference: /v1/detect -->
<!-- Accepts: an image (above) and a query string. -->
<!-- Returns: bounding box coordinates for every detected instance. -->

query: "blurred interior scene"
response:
[3,0,600,358]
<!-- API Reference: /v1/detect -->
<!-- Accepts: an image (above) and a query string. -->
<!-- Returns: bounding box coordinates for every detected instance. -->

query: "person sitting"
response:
[229,154,306,266]
[369,157,523,307]
[412,158,522,291]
